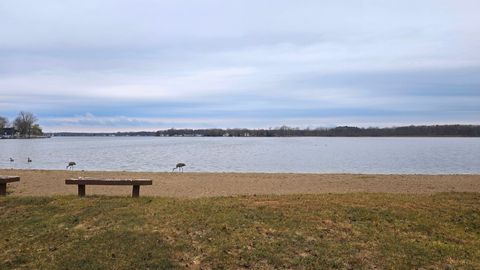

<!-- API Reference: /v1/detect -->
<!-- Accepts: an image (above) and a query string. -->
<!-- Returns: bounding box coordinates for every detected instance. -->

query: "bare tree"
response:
[14,111,38,137]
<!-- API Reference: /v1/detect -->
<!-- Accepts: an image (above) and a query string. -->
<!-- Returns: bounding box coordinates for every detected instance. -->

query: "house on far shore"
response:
[1,127,16,138]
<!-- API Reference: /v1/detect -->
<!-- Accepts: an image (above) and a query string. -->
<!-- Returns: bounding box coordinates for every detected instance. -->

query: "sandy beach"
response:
[1,169,479,197]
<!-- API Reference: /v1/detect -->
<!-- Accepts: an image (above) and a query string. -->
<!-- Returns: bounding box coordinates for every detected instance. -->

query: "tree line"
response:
[153,125,480,137]
[47,124,480,137]
[0,111,43,138]
[40,125,480,137]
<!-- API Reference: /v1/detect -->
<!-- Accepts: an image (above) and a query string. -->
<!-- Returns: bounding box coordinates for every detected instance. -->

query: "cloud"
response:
[0,0,479,131]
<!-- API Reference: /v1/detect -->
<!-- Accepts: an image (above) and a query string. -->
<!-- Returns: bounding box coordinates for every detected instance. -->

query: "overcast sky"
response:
[0,0,479,132]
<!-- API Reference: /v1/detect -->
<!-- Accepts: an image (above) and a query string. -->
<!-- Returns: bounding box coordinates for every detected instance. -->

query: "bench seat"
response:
[65,178,152,197]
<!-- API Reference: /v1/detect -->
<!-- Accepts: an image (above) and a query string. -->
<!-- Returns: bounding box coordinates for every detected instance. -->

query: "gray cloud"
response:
[0,0,479,131]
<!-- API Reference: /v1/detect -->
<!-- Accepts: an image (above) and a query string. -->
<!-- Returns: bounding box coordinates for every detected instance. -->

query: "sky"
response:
[0,0,479,132]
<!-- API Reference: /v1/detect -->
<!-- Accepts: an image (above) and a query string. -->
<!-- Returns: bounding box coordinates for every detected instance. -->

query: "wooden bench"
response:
[65,178,152,197]
[0,176,20,196]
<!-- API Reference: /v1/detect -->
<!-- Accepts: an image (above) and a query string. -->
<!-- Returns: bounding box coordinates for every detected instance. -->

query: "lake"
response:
[0,137,479,174]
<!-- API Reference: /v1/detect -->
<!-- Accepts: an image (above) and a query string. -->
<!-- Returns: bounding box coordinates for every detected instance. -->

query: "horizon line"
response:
[43,123,480,134]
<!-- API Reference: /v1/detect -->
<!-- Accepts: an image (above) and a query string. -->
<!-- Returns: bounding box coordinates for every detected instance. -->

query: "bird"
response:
[172,163,186,172]
[27,157,32,163]
[9,157,14,162]
[66,161,76,170]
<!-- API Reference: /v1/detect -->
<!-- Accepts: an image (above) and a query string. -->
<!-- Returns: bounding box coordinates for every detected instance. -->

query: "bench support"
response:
[0,176,20,196]
[0,183,6,196]
[78,184,86,197]
[132,185,140,197]
[76,184,141,197]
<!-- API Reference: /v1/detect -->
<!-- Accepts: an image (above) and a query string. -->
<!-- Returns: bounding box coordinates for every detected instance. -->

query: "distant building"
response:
[2,127,16,138]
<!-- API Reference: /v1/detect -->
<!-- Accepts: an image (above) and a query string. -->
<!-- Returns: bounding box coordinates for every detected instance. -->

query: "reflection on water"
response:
[0,137,479,174]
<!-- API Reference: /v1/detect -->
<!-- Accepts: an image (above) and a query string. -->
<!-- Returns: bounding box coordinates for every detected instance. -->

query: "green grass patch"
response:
[1,193,479,269]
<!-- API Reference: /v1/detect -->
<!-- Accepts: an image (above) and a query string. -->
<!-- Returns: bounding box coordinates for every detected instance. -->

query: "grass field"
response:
[1,193,479,269]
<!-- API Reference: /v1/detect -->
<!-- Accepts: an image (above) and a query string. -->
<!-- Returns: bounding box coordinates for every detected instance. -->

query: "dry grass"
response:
[1,193,479,269]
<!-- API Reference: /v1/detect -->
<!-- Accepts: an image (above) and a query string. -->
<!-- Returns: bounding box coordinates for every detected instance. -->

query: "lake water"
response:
[0,137,479,174]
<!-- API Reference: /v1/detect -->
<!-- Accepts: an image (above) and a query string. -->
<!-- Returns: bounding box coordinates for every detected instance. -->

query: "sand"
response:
[1,169,479,197]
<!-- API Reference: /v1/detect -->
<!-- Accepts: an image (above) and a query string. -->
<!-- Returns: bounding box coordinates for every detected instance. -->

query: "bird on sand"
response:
[172,163,186,172]
[66,161,76,170]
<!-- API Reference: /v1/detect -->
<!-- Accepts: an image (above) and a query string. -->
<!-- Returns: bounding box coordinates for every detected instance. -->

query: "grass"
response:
[1,193,479,269]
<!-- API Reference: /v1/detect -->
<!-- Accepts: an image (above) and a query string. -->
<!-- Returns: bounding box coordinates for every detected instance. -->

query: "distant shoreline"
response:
[0,135,51,139]
[44,135,480,138]
[45,124,480,137]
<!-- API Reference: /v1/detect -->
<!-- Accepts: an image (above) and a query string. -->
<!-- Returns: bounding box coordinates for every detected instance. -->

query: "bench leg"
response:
[132,185,140,197]
[78,185,86,197]
[0,183,6,196]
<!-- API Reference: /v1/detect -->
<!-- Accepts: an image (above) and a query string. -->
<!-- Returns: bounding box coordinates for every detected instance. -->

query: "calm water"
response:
[0,137,479,174]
